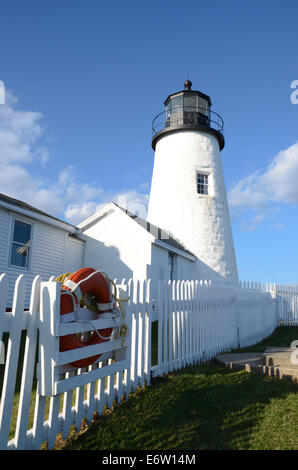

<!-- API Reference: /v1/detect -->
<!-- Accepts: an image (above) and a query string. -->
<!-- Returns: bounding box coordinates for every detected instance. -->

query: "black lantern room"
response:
[152,80,225,151]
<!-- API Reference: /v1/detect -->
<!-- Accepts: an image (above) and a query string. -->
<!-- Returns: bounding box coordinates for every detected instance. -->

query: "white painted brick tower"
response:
[148,80,238,283]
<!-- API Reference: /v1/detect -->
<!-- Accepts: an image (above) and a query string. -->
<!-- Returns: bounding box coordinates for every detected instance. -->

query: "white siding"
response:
[82,208,152,282]
[64,236,84,274]
[0,208,84,308]
[0,208,10,268]
[31,221,67,278]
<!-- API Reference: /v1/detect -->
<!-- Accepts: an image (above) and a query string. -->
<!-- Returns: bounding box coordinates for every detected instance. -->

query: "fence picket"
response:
[157,280,164,375]
[0,275,27,449]
[47,395,60,449]
[96,362,106,415]
[167,281,173,372]
[131,280,140,389]
[176,280,182,369]
[123,279,133,397]
[163,280,169,376]
[14,276,41,449]
[171,281,177,370]
[86,365,96,423]
[180,280,186,368]
[107,358,115,408]
[31,392,46,450]
[61,373,74,439]
[144,279,152,385]
[139,280,146,387]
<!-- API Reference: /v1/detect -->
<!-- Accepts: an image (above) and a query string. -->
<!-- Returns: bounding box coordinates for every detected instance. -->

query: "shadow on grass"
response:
[62,361,297,451]
[231,326,298,353]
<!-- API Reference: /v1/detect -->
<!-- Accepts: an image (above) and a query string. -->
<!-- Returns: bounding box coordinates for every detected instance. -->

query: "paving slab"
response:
[215,352,263,367]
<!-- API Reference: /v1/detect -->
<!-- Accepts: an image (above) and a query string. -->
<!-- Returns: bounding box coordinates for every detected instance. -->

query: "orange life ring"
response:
[59,267,114,368]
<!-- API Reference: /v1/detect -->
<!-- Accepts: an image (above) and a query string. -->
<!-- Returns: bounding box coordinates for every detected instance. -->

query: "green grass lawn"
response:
[57,326,298,451]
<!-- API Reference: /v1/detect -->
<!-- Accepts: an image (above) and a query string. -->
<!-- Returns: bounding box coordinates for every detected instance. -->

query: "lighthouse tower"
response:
[147,80,238,283]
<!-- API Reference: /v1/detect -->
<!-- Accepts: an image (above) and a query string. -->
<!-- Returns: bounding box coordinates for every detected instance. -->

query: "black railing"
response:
[152,106,224,136]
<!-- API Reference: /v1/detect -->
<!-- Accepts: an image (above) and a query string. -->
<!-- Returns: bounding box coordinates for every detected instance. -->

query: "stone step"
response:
[257,365,298,381]
[214,349,298,383]
[224,362,298,382]
[262,348,298,367]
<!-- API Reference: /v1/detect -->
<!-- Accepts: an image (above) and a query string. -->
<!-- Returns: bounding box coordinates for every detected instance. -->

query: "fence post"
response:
[37,281,60,397]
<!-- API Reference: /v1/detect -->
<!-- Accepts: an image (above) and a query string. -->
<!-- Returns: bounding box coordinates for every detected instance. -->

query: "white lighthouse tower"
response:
[147,80,238,283]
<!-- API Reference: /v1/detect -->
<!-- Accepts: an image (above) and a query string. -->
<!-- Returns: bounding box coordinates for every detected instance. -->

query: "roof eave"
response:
[153,238,196,261]
[0,199,78,233]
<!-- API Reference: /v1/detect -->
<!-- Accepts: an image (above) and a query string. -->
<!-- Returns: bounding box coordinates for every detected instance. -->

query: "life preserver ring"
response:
[59,267,114,368]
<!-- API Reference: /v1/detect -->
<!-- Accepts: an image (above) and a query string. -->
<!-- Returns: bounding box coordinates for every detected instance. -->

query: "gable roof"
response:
[114,204,195,259]
[0,193,78,233]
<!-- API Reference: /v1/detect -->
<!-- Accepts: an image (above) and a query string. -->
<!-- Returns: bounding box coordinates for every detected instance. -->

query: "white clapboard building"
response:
[0,193,85,307]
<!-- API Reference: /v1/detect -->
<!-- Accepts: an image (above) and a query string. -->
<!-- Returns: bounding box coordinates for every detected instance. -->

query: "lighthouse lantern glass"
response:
[171,95,183,113]
[184,94,197,111]
[164,89,211,130]
[198,97,209,116]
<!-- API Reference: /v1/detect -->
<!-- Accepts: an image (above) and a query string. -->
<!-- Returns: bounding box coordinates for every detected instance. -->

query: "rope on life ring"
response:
[56,268,129,368]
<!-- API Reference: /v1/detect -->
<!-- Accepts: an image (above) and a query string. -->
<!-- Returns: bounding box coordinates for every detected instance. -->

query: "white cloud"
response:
[0,90,149,226]
[228,142,298,230]
[229,142,298,208]
[65,201,101,224]
[116,190,149,219]
[65,189,149,225]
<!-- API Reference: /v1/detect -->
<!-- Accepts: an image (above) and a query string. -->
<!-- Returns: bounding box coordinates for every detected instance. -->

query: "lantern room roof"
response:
[163,80,212,107]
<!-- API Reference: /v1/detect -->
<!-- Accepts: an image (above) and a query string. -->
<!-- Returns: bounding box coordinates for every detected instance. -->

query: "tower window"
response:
[196,173,208,195]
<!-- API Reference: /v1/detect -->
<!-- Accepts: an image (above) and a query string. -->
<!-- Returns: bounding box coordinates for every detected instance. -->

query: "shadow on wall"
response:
[147,242,233,302]
[82,234,133,283]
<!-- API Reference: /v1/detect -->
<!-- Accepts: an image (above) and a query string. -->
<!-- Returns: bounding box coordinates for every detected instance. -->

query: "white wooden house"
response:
[0,193,85,307]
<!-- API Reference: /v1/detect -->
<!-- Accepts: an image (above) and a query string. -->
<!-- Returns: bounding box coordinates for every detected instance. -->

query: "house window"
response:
[10,220,32,268]
[168,252,176,281]
[196,173,208,195]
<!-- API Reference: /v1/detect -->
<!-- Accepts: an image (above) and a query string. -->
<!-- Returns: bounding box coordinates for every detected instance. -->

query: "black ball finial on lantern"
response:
[184,79,192,91]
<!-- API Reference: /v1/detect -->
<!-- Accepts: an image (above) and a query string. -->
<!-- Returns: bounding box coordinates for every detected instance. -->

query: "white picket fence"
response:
[0,274,295,450]
[155,280,277,376]
[275,283,298,326]
[0,274,152,450]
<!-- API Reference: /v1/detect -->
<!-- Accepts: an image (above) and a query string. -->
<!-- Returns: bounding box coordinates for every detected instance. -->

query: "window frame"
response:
[196,172,209,196]
[8,215,34,270]
[168,251,176,281]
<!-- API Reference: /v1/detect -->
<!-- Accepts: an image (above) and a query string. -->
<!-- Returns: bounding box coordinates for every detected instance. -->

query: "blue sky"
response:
[1,0,298,283]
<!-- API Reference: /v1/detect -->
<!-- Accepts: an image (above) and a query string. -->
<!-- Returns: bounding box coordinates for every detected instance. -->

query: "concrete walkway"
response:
[215,347,298,383]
